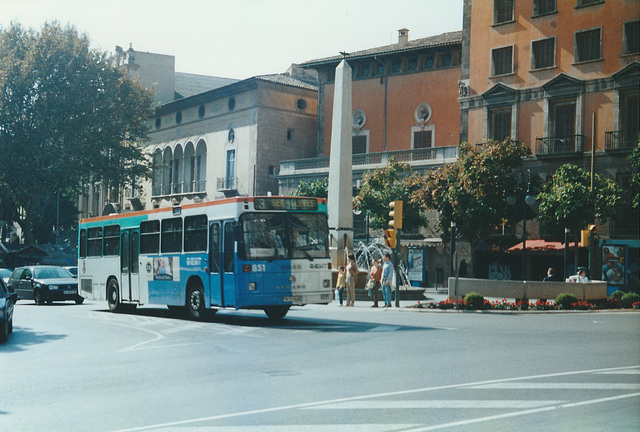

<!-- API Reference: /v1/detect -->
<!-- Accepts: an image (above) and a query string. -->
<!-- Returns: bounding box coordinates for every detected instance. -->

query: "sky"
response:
[1,0,463,80]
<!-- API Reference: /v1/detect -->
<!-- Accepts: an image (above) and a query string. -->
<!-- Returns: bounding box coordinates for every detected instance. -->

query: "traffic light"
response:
[581,224,598,247]
[384,229,397,249]
[388,200,403,230]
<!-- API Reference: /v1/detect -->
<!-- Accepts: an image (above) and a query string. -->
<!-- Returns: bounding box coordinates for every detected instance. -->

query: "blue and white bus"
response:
[78,196,332,319]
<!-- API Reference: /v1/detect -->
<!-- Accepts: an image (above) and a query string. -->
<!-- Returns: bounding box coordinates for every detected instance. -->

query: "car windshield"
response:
[0,269,11,278]
[33,267,73,279]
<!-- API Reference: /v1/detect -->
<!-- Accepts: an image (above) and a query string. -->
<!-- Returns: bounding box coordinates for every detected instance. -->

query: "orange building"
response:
[460,0,638,164]
[459,0,639,280]
[279,29,464,198]
[302,29,463,156]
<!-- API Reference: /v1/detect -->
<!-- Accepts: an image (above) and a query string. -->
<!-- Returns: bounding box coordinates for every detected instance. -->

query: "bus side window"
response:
[184,215,207,252]
[224,222,235,273]
[87,227,103,257]
[210,223,221,274]
[140,220,160,254]
[161,217,182,253]
[79,229,87,258]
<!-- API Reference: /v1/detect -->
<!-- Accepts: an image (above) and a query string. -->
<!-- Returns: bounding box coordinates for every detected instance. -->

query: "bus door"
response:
[120,229,140,302]
[209,222,223,306]
[222,221,237,307]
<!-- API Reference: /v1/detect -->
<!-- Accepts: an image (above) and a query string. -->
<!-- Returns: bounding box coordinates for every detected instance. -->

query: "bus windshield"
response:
[239,212,329,260]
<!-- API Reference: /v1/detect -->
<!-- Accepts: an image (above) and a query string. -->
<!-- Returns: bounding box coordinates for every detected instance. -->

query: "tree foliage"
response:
[292,178,328,199]
[410,140,532,242]
[0,22,154,243]
[537,164,622,241]
[354,158,426,231]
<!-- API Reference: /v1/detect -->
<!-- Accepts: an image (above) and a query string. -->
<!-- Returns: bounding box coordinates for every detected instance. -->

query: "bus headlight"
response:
[248,282,257,291]
[322,279,331,288]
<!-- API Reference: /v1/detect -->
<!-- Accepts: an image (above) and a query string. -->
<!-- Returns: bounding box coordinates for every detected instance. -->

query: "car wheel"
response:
[107,279,122,313]
[187,281,206,321]
[0,319,8,342]
[75,297,84,305]
[34,289,45,305]
[264,306,291,320]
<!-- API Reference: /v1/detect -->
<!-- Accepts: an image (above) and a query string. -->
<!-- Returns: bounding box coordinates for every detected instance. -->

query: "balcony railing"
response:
[605,130,638,152]
[151,180,206,199]
[280,146,459,174]
[535,135,585,157]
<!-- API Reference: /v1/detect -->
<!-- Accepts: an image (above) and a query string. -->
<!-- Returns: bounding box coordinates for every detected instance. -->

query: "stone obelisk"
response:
[327,60,353,269]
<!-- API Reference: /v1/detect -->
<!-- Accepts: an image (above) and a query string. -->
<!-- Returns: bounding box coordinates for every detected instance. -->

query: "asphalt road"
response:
[2,299,639,432]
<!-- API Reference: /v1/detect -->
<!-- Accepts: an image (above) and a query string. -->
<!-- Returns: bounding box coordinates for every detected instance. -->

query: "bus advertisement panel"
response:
[78,197,332,319]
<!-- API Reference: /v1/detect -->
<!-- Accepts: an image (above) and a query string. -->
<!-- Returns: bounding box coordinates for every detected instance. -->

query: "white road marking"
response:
[597,369,640,375]
[308,400,565,409]
[401,393,640,432]
[469,383,640,390]
[108,365,640,432]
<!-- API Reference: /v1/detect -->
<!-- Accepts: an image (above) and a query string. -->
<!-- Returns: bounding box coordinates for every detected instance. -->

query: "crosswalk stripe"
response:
[469,383,640,390]
[307,400,564,410]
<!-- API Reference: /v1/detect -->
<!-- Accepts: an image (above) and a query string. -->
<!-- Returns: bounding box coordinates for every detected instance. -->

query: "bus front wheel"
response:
[264,306,290,320]
[187,282,206,321]
[107,280,122,313]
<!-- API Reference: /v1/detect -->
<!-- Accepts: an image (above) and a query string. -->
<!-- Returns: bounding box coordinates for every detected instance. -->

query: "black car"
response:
[8,266,83,305]
[0,277,17,342]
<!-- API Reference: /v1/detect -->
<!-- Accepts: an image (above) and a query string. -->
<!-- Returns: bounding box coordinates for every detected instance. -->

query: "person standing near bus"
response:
[345,254,358,307]
[336,265,346,306]
[381,253,394,307]
[369,258,382,307]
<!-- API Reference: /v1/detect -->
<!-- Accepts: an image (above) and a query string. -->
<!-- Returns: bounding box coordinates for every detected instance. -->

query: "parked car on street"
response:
[0,268,11,284]
[0,277,17,342]
[63,266,78,278]
[8,266,83,305]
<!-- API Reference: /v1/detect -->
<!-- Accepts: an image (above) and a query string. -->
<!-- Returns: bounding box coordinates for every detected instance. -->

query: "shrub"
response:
[610,290,625,300]
[463,292,486,310]
[621,292,640,309]
[556,293,579,310]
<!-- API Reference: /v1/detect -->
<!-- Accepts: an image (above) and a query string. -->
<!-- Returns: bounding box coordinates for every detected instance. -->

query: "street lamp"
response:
[507,169,536,280]
[449,221,457,278]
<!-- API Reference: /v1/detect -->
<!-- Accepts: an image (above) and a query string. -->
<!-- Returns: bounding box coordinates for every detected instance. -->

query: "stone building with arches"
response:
[141,72,318,210]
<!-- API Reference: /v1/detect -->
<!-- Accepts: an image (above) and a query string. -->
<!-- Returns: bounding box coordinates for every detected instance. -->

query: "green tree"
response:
[411,139,532,242]
[0,22,154,243]
[292,178,328,199]
[537,164,622,242]
[354,158,426,231]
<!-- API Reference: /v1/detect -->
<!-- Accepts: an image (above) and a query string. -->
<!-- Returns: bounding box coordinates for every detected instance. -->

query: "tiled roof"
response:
[174,72,239,99]
[254,73,318,91]
[300,30,462,66]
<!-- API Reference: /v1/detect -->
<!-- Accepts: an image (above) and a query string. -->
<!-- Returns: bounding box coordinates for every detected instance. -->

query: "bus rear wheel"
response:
[264,306,290,320]
[187,281,206,321]
[107,279,122,313]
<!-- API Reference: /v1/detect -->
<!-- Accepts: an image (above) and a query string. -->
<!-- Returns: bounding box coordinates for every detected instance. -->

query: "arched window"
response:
[195,139,207,192]
[183,142,195,193]
[152,149,163,196]
[162,147,173,195]
[173,144,184,194]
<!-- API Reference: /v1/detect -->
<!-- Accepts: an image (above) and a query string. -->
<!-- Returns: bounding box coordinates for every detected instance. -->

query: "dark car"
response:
[0,277,17,342]
[8,266,83,305]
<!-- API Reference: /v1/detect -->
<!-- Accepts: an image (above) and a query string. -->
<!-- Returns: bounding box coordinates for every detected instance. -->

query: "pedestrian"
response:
[381,252,394,307]
[459,259,468,277]
[369,258,382,307]
[543,267,560,281]
[345,254,358,307]
[568,267,589,283]
[336,265,346,306]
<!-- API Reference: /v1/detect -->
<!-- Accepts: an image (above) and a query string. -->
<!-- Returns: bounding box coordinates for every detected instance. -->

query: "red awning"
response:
[507,239,581,252]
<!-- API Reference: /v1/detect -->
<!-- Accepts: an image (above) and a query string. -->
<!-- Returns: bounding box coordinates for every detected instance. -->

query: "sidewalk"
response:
[330,287,449,309]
